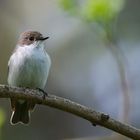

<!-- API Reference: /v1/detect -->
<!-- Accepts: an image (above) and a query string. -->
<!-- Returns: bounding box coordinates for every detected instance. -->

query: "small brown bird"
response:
[8,31,51,125]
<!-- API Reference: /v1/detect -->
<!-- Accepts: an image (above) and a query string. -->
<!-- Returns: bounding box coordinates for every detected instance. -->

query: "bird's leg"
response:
[36,88,48,100]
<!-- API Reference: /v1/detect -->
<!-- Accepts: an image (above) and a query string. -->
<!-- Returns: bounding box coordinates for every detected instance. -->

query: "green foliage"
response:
[59,0,126,42]
[82,0,125,22]
[59,0,77,14]
[59,0,125,23]
[0,109,6,127]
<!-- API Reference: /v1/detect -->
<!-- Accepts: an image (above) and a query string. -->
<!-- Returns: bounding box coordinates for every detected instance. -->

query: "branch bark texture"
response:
[0,84,139,139]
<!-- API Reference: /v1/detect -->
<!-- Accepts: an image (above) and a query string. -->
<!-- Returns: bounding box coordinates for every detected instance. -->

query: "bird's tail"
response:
[10,99,34,125]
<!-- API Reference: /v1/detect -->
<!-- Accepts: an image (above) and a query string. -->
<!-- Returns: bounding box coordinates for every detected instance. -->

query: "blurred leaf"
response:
[82,0,125,22]
[59,0,77,14]
[59,0,125,23]
[0,109,6,127]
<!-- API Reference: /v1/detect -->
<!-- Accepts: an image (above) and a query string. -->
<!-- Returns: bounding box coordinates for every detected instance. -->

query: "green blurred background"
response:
[0,0,140,140]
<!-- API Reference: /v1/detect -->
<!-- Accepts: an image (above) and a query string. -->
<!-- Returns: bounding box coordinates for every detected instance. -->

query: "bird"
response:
[7,31,51,125]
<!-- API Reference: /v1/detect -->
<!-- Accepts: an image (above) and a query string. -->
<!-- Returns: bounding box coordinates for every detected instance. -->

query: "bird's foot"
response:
[36,88,48,100]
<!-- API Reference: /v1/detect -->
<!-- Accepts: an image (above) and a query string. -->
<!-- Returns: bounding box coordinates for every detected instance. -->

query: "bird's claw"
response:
[36,88,48,100]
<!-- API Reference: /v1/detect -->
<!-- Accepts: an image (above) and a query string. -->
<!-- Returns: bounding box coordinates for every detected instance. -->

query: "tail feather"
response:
[10,100,30,125]
[20,102,30,124]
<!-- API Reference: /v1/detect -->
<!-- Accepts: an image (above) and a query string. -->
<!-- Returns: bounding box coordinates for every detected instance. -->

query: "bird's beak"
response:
[37,37,49,41]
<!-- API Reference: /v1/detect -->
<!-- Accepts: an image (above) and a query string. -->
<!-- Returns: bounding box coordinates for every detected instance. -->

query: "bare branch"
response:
[0,84,139,139]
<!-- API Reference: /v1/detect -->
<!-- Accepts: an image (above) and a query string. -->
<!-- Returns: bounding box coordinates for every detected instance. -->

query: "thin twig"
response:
[0,84,139,139]
[104,22,130,124]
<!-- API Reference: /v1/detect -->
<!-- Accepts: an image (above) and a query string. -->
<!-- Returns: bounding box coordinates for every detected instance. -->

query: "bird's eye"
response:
[29,36,34,41]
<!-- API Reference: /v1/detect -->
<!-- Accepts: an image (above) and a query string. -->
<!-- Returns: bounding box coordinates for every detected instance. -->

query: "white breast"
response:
[8,44,51,89]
